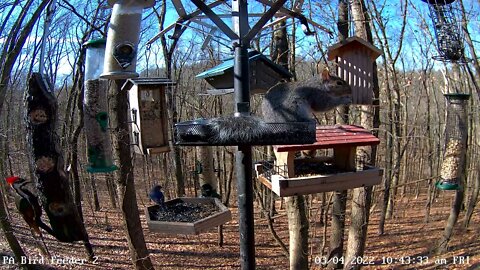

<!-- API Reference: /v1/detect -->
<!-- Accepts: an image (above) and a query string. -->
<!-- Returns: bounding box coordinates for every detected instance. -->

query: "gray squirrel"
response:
[207,69,352,144]
[261,69,351,123]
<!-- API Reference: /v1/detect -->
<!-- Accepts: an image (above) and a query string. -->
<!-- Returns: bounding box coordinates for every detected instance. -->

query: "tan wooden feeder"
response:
[256,125,383,197]
[327,36,382,105]
[123,78,174,155]
[145,197,232,235]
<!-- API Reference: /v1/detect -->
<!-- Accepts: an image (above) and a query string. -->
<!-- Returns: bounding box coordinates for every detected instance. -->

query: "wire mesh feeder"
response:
[437,93,470,190]
[174,115,316,146]
[422,0,466,62]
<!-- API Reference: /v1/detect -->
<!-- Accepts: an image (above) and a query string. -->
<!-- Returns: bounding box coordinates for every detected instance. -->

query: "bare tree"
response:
[344,0,380,268]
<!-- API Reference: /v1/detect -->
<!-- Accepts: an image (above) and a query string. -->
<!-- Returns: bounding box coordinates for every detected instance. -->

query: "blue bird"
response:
[149,185,166,210]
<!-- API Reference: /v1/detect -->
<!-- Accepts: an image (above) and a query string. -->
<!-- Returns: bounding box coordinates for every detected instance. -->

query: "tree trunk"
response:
[328,2,350,267]
[109,80,153,270]
[285,196,309,270]
[327,190,347,269]
[345,0,380,268]
[106,173,118,208]
[436,186,464,254]
[90,174,100,211]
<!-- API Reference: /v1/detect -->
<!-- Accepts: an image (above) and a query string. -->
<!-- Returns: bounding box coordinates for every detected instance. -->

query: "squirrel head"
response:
[321,69,351,97]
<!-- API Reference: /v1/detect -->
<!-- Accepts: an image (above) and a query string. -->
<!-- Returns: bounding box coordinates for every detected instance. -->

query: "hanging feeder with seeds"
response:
[421,0,466,62]
[437,93,469,190]
[83,39,118,173]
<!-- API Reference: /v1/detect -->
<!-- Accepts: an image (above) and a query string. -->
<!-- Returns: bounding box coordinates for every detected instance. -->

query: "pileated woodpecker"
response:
[5,176,54,237]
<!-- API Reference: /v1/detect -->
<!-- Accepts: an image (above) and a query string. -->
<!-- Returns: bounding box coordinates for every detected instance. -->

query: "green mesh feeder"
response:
[437,93,469,190]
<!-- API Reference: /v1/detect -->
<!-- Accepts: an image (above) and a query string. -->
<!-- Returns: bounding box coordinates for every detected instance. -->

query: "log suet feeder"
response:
[101,0,155,79]
[437,93,470,190]
[26,73,89,242]
[123,78,174,155]
[196,50,293,95]
[83,38,118,173]
[256,125,383,196]
[327,36,382,105]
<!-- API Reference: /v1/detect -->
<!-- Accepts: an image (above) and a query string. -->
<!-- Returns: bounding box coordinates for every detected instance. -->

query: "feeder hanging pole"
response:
[39,0,57,75]
[232,0,255,268]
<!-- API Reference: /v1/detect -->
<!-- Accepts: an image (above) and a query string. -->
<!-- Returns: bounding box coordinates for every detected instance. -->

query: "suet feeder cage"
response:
[437,93,469,190]
[123,78,174,155]
[256,125,383,197]
[421,0,465,62]
[145,197,231,235]
[196,50,293,95]
[327,36,382,105]
[83,39,118,173]
[101,0,155,79]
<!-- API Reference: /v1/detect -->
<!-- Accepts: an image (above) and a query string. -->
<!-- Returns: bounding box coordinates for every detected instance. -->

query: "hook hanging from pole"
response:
[38,0,58,75]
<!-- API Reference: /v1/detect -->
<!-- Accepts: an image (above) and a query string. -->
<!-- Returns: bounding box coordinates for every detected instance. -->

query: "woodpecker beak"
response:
[5,176,19,185]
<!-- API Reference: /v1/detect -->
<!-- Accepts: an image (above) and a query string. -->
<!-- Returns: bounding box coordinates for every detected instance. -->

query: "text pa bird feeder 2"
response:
[123,78,174,155]
[327,36,382,105]
[101,0,155,79]
[145,197,231,235]
[83,39,118,173]
[256,125,383,197]
[437,93,470,190]
[196,50,293,95]
[421,0,465,62]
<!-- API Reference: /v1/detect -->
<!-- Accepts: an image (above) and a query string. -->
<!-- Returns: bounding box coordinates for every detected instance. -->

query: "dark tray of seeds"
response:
[174,116,316,146]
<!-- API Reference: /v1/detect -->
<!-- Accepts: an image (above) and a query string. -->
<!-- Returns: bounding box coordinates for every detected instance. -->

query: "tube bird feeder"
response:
[83,39,118,173]
[437,93,470,190]
[101,0,155,79]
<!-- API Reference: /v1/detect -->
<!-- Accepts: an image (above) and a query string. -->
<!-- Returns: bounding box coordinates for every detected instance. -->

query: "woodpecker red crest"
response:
[6,176,19,185]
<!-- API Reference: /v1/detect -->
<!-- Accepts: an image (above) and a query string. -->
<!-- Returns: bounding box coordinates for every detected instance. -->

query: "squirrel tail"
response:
[209,115,268,144]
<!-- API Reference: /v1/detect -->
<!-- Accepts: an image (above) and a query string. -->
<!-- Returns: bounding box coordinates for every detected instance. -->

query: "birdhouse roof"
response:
[122,77,175,91]
[327,36,382,61]
[196,50,292,79]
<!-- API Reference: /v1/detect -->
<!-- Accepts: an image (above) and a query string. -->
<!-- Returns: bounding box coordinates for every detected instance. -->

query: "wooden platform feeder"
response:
[256,125,383,197]
[327,36,382,105]
[145,197,231,235]
[123,78,175,155]
[196,50,292,95]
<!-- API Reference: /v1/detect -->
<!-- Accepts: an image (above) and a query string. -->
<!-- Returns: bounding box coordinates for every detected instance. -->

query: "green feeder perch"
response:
[435,180,459,190]
[95,112,109,132]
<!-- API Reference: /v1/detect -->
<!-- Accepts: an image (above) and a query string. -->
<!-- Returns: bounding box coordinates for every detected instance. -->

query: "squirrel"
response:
[261,69,351,123]
[194,69,352,144]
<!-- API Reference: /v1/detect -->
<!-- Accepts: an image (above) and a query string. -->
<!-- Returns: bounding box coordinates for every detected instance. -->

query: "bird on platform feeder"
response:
[149,185,166,210]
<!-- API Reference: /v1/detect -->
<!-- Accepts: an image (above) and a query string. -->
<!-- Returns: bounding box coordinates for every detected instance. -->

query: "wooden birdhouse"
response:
[123,78,174,155]
[327,36,382,105]
[196,50,292,95]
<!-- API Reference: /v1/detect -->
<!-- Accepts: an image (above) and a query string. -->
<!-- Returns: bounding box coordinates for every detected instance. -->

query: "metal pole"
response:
[39,0,57,75]
[232,0,255,269]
